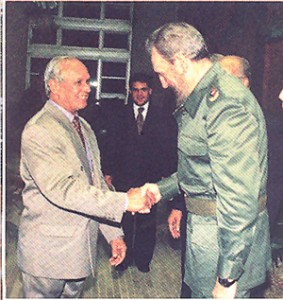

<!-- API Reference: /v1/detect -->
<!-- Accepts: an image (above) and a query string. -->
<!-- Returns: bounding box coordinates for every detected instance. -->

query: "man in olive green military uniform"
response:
[142,23,271,298]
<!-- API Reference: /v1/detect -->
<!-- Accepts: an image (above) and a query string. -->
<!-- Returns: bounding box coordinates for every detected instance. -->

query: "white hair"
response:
[146,22,209,63]
[44,56,78,96]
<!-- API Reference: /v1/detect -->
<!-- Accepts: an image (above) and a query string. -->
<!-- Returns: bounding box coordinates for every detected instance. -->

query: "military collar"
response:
[175,62,221,119]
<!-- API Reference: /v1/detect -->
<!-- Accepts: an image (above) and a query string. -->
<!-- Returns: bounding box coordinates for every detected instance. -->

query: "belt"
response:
[184,195,267,216]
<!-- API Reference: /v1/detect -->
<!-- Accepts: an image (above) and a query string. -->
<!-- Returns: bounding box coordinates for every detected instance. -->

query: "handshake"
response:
[126,183,161,213]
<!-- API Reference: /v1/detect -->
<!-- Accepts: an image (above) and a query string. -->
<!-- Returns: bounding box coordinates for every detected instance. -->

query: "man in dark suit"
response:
[107,73,178,273]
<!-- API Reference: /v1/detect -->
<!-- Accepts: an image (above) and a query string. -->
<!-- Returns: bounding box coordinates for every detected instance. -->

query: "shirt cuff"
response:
[110,235,125,243]
[217,256,244,280]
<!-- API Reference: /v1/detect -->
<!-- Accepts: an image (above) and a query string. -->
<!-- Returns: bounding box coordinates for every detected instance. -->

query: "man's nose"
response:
[84,83,91,93]
[159,76,169,89]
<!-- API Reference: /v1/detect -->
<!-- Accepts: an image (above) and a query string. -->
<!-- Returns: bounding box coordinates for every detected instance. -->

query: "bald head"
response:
[220,55,251,88]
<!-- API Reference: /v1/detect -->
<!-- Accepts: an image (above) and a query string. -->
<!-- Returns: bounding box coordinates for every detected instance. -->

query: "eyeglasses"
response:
[131,87,150,92]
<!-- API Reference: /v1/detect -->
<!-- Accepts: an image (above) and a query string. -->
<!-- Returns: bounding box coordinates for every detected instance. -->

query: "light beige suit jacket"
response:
[17,101,126,279]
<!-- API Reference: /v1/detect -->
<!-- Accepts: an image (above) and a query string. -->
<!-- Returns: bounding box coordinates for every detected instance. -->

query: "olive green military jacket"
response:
[158,63,271,283]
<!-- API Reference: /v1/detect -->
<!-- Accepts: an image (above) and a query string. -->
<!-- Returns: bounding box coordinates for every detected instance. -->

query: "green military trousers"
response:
[184,211,271,298]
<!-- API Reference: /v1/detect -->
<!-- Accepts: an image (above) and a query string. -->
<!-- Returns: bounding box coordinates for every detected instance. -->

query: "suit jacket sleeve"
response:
[99,222,124,243]
[21,123,126,224]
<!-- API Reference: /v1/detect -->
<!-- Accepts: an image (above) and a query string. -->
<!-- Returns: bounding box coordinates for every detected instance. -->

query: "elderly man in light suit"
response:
[17,56,153,298]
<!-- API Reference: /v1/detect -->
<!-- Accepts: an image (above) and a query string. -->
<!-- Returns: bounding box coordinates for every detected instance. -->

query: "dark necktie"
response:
[72,116,86,149]
[136,107,144,135]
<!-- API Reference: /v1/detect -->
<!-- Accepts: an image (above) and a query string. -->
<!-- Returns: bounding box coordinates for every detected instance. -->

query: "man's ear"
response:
[242,77,250,89]
[149,88,152,95]
[48,79,58,94]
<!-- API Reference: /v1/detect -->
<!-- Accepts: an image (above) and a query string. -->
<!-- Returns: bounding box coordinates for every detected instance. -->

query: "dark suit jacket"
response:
[109,101,178,192]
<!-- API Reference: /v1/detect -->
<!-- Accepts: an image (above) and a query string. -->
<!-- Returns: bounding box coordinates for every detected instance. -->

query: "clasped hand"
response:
[126,183,161,213]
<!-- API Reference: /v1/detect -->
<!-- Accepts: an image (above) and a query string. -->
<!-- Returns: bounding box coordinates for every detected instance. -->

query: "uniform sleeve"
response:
[21,124,126,223]
[161,112,179,177]
[207,99,266,280]
[157,172,180,201]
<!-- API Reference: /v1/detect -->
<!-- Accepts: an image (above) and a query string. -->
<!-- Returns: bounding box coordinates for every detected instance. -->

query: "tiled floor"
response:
[5,220,283,298]
[5,224,182,298]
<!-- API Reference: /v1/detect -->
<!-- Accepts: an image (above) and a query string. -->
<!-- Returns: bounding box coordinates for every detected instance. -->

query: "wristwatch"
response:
[218,278,237,288]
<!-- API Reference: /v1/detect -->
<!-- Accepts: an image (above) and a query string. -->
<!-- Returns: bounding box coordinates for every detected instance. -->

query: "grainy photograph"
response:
[3,1,283,298]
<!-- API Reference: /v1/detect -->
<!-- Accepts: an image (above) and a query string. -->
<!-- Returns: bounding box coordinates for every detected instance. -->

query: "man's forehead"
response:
[132,81,149,87]
[60,61,90,78]
[151,47,170,72]
[151,47,161,65]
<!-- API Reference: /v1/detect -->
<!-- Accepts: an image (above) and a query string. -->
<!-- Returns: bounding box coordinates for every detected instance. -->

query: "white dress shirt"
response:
[133,101,149,120]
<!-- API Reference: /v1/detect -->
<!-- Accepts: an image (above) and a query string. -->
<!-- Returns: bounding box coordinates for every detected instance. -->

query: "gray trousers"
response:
[22,272,85,298]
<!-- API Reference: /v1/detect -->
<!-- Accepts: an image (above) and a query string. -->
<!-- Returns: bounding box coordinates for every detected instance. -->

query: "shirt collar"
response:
[133,101,149,117]
[49,99,77,122]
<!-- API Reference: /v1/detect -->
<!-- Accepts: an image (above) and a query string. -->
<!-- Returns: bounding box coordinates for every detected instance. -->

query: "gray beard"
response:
[175,89,189,107]
[176,96,186,107]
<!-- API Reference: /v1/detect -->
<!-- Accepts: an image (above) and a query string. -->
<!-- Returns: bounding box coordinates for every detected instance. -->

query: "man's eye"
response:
[76,80,82,85]
[132,88,148,92]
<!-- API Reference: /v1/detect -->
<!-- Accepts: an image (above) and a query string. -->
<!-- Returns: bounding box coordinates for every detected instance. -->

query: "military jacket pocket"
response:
[185,215,219,294]
[190,216,219,250]
[178,136,213,195]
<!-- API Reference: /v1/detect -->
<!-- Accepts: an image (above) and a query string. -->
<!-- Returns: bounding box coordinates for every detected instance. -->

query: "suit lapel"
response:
[140,102,155,133]
[80,118,103,187]
[80,117,109,191]
[44,102,92,181]
[126,105,138,135]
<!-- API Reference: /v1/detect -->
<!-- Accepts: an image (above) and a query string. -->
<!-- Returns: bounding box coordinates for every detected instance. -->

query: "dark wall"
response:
[177,2,269,104]
[173,1,283,109]
[131,2,178,74]
[131,2,178,111]
[262,39,283,113]
[260,3,283,114]
[6,2,29,154]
